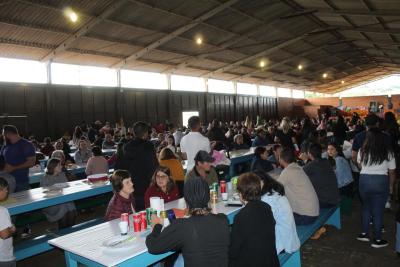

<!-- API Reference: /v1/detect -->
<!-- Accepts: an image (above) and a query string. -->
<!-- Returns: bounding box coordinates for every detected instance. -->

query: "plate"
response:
[102,235,141,255]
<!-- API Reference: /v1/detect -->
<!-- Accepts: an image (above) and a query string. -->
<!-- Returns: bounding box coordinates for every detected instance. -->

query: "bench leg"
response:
[282,250,301,267]
[65,251,78,267]
[326,207,341,230]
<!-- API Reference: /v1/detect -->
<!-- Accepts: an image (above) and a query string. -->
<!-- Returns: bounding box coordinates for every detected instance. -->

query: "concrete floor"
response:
[18,200,400,267]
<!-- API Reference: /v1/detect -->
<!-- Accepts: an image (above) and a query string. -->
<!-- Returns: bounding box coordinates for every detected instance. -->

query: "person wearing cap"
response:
[185,150,218,186]
[146,176,230,267]
[252,126,271,147]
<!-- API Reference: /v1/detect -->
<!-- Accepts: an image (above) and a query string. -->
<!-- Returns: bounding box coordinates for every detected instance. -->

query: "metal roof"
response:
[0,0,399,92]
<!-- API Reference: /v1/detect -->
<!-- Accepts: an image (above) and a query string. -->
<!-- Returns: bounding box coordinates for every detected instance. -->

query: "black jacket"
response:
[251,157,274,173]
[303,158,340,207]
[229,200,279,267]
[116,138,158,197]
[146,214,230,267]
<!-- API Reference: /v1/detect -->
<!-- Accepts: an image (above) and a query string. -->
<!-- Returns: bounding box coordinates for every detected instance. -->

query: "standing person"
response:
[41,158,76,229]
[144,166,180,208]
[352,113,394,209]
[332,115,349,146]
[277,148,319,225]
[207,119,226,150]
[116,122,158,210]
[0,177,16,267]
[180,116,211,171]
[356,128,395,248]
[229,172,279,267]
[275,117,298,150]
[146,176,230,267]
[0,125,36,192]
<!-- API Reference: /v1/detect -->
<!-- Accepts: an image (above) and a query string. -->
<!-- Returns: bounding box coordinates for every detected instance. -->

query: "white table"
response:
[2,179,112,216]
[49,198,242,267]
[29,163,87,184]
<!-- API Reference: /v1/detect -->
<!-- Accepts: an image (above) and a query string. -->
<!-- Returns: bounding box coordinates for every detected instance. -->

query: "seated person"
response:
[41,158,76,229]
[105,170,135,221]
[54,140,74,163]
[85,146,109,176]
[327,142,354,197]
[0,177,16,267]
[40,137,55,157]
[251,146,274,173]
[303,143,340,208]
[146,176,230,266]
[267,144,282,167]
[229,172,279,267]
[102,134,115,149]
[107,142,124,168]
[277,148,319,225]
[74,139,92,164]
[252,127,271,147]
[231,134,249,151]
[185,150,218,186]
[256,170,300,254]
[51,150,77,181]
[0,156,16,193]
[144,166,180,208]
[158,147,185,195]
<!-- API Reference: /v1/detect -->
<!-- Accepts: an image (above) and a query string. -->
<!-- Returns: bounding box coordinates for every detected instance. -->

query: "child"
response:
[105,170,135,221]
[41,158,76,229]
[0,177,16,267]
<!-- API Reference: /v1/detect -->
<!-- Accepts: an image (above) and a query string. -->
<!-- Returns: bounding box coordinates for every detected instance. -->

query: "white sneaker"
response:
[385,201,391,209]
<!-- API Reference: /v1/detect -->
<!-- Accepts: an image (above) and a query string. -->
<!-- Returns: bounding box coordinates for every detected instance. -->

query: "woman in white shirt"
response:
[356,128,396,248]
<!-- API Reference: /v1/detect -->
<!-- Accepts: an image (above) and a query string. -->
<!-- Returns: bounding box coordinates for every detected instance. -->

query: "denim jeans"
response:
[359,174,389,240]
[293,213,318,226]
[396,222,400,253]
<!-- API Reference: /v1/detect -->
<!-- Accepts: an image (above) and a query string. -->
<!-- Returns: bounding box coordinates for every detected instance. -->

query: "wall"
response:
[0,82,278,139]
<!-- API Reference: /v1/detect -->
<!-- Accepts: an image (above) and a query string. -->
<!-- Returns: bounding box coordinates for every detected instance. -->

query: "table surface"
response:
[1,178,112,215]
[29,163,87,184]
[49,198,242,267]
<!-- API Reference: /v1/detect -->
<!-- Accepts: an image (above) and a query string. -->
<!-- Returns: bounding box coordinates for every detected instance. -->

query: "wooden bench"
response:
[278,206,341,267]
[15,218,105,261]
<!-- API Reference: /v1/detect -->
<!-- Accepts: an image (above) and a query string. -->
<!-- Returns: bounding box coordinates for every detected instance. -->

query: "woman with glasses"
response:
[144,166,180,208]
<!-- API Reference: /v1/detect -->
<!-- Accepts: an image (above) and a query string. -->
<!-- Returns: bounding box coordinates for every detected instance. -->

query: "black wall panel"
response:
[0,83,278,139]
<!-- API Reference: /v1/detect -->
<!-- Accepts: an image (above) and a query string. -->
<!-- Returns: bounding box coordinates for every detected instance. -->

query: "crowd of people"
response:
[0,109,400,266]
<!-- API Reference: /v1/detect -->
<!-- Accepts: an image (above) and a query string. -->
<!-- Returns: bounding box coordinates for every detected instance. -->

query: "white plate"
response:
[102,235,141,255]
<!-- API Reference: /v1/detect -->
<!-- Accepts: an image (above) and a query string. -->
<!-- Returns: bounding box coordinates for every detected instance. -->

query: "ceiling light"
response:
[196,37,203,45]
[322,73,328,78]
[341,80,345,84]
[298,64,303,70]
[259,60,266,68]
[69,11,78,22]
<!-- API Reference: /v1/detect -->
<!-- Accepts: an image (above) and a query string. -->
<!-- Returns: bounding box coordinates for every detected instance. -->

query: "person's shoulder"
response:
[0,205,9,216]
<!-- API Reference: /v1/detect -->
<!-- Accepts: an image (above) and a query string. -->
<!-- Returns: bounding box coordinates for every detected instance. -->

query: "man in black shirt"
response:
[116,122,158,210]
